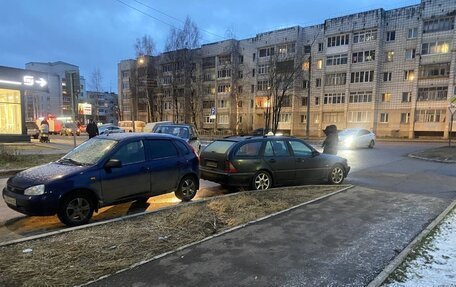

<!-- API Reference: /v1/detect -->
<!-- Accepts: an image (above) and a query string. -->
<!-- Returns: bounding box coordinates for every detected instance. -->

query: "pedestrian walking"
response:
[86,119,99,139]
[322,124,339,155]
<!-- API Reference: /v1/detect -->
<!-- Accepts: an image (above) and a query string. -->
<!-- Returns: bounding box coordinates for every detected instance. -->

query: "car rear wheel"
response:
[328,164,345,185]
[57,192,94,226]
[368,140,375,149]
[251,171,272,190]
[175,175,198,202]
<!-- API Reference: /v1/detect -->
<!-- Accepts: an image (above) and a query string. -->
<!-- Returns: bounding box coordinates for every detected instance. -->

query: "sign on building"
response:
[78,103,92,115]
[209,107,216,119]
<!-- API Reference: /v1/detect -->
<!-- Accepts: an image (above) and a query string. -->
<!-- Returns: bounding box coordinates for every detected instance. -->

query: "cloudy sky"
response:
[0,0,419,93]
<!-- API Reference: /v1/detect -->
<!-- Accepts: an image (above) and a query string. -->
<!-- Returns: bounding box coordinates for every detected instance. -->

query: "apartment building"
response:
[118,0,456,138]
[85,91,119,124]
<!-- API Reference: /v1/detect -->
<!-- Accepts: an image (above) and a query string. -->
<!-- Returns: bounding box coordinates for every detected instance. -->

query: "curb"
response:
[78,184,354,287]
[408,153,456,164]
[367,200,456,287]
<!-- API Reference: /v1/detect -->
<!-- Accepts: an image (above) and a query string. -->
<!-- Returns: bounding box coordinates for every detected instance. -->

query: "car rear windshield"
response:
[203,140,235,154]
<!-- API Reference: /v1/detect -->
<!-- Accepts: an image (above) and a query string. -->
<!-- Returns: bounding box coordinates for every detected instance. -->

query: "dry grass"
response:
[0,152,65,170]
[411,146,456,162]
[0,185,346,287]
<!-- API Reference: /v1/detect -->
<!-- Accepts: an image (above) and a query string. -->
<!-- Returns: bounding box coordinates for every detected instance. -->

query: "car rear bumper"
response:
[200,168,253,187]
[2,187,58,216]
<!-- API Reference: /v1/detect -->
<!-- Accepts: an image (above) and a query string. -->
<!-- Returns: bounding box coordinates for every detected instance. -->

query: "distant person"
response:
[322,125,339,155]
[86,119,99,139]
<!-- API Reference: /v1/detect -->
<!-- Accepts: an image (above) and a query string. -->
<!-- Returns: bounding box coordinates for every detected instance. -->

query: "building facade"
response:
[85,91,119,124]
[119,0,456,138]
[25,61,84,121]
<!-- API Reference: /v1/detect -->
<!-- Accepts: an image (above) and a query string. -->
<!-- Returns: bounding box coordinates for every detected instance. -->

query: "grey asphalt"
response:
[90,142,456,287]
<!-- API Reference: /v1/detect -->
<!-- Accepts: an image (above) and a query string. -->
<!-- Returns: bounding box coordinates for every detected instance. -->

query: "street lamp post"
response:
[449,104,456,147]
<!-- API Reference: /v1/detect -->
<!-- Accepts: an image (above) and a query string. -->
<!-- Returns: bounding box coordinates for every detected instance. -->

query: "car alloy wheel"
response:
[58,193,94,226]
[253,171,271,190]
[329,165,344,184]
[175,175,197,202]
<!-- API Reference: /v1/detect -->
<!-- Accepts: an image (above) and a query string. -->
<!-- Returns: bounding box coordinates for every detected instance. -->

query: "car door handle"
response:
[268,159,276,163]
[296,158,303,162]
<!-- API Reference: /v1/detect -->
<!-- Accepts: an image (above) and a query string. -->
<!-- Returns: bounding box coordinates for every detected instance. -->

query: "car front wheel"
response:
[368,140,375,149]
[251,171,272,190]
[175,175,198,202]
[57,192,94,226]
[328,164,345,185]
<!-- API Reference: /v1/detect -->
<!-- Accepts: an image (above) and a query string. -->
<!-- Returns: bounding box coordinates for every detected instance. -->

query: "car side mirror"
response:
[312,150,320,157]
[105,159,122,169]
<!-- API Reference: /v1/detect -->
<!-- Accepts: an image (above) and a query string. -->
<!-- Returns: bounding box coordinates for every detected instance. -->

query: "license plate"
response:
[3,195,17,207]
[206,161,218,168]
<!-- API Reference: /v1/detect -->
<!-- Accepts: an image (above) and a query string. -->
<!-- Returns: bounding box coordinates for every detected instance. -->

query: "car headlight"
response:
[24,184,45,196]
[344,136,353,146]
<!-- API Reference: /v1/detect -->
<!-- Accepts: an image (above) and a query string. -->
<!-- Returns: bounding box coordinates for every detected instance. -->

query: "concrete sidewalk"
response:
[89,186,452,287]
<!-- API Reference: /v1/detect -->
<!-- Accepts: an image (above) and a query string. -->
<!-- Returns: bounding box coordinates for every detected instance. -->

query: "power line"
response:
[133,0,225,40]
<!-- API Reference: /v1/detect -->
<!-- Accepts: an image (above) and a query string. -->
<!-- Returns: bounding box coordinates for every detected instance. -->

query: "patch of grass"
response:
[411,146,456,161]
[0,185,346,287]
[0,152,65,170]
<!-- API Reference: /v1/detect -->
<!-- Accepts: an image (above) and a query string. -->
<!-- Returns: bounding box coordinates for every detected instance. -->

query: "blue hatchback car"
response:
[2,133,200,226]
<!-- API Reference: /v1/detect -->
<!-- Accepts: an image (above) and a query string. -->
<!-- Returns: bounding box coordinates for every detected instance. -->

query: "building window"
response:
[217,100,229,108]
[238,86,243,93]
[316,78,322,87]
[324,73,347,86]
[238,100,243,107]
[386,31,396,41]
[238,71,243,78]
[258,64,270,75]
[278,43,296,55]
[217,84,231,93]
[401,113,410,124]
[323,112,344,123]
[218,55,231,65]
[418,87,448,101]
[0,89,21,135]
[217,114,229,124]
[318,43,324,52]
[385,51,394,62]
[304,45,311,53]
[281,96,291,107]
[301,97,308,106]
[279,113,291,123]
[383,72,392,82]
[348,111,370,123]
[204,116,214,123]
[316,59,323,69]
[381,93,392,102]
[419,63,451,79]
[252,69,255,77]
[350,71,374,83]
[300,114,307,123]
[423,17,454,33]
[239,55,244,64]
[302,80,309,89]
[408,28,418,39]
[203,101,215,109]
[415,109,445,122]
[353,29,377,43]
[327,34,349,47]
[326,54,348,66]
[405,49,416,60]
[202,57,216,69]
[323,93,345,104]
[404,70,415,81]
[203,73,215,81]
[259,47,275,57]
[402,92,412,103]
[253,53,256,61]
[217,69,231,78]
[422,41,450,55]
[251,85,255,93]
[315,97,320,105]
[349,91,372,103]
[257,80,270,91]
[380,113,389,123]
[352,50,375,63]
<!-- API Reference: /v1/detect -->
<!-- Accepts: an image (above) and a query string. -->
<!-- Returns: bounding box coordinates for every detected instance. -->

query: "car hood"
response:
[9,162,86,189]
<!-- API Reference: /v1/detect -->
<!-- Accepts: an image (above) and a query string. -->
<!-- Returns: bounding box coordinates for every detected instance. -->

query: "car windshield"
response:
[155,125,190,139]
[60,138,117,165]
[204,140,235,153]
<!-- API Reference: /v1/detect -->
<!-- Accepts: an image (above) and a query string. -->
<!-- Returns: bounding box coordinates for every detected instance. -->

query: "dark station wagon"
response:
[200,136,350,190]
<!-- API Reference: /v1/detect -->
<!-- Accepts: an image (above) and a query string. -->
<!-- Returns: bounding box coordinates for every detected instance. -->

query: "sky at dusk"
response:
[0,0,419,93]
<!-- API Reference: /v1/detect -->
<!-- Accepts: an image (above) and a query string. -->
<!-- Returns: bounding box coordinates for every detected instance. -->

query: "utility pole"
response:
[306,54,311,139]
[68,71,77,148]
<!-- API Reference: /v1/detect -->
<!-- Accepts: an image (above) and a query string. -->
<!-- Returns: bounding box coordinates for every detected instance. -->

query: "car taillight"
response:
[190,145,199,161]
[224,161,238,173]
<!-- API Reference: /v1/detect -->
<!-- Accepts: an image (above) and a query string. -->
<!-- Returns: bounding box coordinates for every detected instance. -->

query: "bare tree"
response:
[163,16,200,123]
[90,68,103,121]
[135,35,155,57]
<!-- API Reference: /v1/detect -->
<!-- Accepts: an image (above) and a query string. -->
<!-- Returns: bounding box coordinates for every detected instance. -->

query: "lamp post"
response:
[449,104,456,147]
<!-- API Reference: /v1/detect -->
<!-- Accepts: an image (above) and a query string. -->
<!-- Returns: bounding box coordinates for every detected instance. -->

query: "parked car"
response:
[2,133,200,226]
[118,120,146,132]
[26,121,40,139]
[144,121,173,133]
[338,128,376,149]
[60,122,80,136]
[98,124,124,135]
[152,123,201,153]
[200,136,350,190]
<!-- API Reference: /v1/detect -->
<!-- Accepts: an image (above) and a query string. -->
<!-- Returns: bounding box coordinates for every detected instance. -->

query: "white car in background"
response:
[339,128,376,149]
[98,124,125,135]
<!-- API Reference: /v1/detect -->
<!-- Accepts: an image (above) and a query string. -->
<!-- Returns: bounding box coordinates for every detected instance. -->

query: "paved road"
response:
[90,141,456,287]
